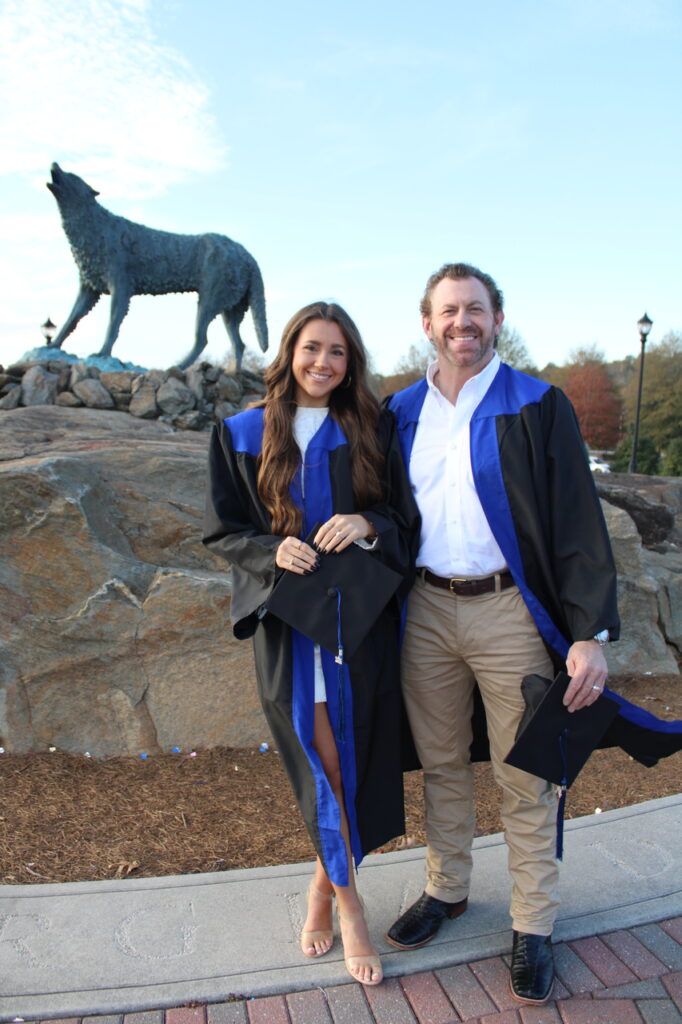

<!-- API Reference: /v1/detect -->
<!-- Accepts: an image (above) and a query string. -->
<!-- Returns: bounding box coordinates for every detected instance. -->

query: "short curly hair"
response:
[420,263,504,319]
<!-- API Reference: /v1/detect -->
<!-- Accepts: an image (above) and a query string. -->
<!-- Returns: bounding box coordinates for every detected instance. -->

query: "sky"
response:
[1,0,680,376]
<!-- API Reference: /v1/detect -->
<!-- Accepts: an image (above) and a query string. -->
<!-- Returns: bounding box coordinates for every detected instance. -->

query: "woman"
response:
[203,301,419,986]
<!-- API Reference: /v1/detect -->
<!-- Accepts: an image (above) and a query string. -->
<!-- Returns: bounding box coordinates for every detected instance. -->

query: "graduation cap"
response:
[504,671,620,858]
[266,524,403,662]
[505,671,620,788]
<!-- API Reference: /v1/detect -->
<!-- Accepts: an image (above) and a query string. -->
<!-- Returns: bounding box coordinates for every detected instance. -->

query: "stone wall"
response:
[0,356,266,429]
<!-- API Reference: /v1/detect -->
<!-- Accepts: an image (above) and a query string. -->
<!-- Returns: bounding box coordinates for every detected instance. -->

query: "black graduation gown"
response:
[203,406,420,885]
[388,366,682,768]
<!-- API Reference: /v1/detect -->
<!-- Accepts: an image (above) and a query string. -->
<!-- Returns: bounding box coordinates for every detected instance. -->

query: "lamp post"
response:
[629,312,653,473]
[40,317,57,345]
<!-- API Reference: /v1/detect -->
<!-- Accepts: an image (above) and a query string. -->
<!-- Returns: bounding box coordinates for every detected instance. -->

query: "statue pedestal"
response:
[20,346,147,373]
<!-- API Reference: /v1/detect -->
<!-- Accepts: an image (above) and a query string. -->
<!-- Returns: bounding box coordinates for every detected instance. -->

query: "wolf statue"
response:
[46,162,268,370]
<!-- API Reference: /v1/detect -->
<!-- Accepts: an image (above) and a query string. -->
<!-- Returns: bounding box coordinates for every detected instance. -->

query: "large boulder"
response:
[595,479,676,547]
[601,500,680,675]
[0,406,264,757]
[0,406,679,758]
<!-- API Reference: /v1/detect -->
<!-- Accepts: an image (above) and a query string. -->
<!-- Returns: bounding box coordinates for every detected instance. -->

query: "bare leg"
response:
[305,703,382,985]
[300,855,334,957]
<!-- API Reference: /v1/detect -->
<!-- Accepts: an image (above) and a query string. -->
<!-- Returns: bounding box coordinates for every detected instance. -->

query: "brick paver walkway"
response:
[25,917,682,1024]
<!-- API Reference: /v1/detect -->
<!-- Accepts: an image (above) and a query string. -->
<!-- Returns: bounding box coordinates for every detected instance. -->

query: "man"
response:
[386,263,619,1004]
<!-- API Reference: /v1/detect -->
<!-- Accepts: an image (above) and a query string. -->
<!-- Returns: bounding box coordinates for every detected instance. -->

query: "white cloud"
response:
[0,0,226,197]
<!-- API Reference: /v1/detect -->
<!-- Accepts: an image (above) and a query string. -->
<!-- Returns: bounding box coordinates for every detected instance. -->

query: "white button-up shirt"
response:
[411,353,508,577]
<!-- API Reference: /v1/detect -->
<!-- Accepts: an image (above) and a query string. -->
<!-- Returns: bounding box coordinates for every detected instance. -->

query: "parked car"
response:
[589,455,611,473]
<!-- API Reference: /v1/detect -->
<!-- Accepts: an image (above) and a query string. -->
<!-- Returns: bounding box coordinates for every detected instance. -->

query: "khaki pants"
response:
[402,574,560,935]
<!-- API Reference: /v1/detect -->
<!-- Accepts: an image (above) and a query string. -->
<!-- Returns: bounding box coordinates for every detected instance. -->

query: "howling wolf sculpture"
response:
[46,162,268,370]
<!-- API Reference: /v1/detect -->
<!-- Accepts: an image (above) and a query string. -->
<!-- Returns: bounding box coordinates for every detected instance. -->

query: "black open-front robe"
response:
[388,366,682,770]
[203,406,420,885]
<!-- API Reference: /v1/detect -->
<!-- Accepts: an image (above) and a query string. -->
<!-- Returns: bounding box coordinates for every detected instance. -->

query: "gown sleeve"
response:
[543,388,620,643]
[360,408,421,601]
[202,420,282,639]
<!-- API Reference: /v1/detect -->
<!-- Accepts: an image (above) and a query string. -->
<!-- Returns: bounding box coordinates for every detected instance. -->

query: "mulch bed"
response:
[1,674,680,886]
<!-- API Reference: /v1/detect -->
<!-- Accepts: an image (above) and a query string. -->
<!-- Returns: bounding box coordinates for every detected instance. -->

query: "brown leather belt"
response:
[422,568,515,596]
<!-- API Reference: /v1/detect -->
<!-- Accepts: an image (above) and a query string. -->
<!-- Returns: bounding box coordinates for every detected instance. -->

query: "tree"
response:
[379,340,432,396]
[610,427,660,475]
[661,437,682,477]
[559,347,623,451]
[539,340,606,391]
[539,362,571,389]
[394,340,432,378]
[495,325,538,374]
[220,348,268,374]
[621,331,682,455]
[562,361,624,450]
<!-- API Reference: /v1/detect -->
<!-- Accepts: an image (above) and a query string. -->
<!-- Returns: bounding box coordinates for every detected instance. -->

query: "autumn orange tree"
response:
[562,347,623,450]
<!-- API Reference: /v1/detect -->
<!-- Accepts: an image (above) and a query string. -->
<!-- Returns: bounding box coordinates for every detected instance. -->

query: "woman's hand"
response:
[314,514,376,554]
[275,536,319,575]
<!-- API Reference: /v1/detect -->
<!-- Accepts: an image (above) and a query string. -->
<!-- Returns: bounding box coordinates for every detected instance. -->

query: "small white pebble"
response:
[595,807,602,814]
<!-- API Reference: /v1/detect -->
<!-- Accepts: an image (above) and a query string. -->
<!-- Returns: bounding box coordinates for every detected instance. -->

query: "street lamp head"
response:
[637,313,653,339]
[40,317,56,344]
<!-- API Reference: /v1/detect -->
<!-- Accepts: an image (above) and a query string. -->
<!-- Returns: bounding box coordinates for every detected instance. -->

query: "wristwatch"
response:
[592,629,610,647]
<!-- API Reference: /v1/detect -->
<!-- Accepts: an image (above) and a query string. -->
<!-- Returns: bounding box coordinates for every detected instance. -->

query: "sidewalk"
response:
[2,794,681,1024]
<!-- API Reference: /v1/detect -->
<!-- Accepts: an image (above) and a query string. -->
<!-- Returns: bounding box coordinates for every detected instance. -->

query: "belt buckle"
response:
[449,577,468,592]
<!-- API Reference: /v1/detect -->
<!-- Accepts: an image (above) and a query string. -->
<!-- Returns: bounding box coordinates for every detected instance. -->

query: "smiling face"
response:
[291,319,349,407]
[423,276,504,375]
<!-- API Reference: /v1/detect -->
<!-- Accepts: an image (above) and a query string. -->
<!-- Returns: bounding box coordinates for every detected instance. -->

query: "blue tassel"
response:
[333,588,346,744]
[556,728,569,860]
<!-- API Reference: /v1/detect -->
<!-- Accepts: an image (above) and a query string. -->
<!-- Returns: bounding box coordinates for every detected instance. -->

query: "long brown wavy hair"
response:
[257,301,384,537]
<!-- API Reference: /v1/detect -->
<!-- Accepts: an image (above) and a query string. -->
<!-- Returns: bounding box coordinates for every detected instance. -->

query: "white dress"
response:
[293,406,329,703]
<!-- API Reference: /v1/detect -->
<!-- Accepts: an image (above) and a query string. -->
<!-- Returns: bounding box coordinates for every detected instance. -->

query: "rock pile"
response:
[0,357,266,429]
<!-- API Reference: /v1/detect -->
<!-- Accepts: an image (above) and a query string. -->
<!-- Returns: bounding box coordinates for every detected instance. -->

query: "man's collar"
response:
[427,352,501,402]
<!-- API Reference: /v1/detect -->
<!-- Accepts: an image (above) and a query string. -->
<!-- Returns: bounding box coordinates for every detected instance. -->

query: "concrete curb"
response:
[1,794,680,1021]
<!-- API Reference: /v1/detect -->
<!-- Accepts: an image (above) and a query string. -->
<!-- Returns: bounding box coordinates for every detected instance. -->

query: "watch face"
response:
[594,629,610,645]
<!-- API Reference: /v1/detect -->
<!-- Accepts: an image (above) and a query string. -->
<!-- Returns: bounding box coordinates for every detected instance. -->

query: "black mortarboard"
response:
[504,671,620,789]
[266,525,403,661]
[504,671,621,860]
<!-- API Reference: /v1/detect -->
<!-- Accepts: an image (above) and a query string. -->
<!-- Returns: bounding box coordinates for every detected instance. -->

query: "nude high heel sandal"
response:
[337,900,383,986]
[300,883,335,958]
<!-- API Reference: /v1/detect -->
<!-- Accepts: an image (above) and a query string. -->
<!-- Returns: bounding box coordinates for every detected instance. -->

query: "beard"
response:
[432,324,496,371]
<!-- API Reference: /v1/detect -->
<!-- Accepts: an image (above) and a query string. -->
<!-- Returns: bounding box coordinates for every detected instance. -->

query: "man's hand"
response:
[563,641,608,712]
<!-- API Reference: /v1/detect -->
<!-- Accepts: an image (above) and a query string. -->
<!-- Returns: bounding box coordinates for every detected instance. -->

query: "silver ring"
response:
[592,685,601,691]
[335,530,342,536]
